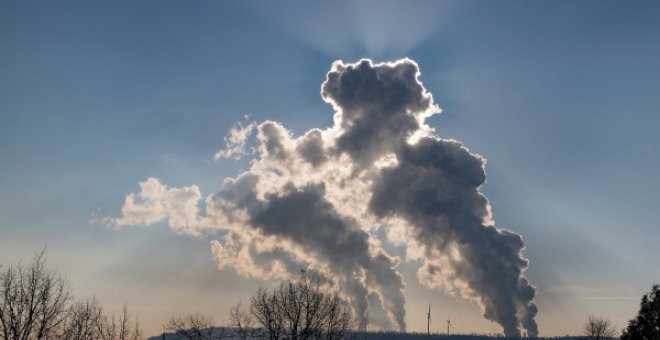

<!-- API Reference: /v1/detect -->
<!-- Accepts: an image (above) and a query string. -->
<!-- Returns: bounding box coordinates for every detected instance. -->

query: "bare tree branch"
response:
[583,315,617,340]
[246,271,356,340]
[164,312,226,340]
[0,249,71,340]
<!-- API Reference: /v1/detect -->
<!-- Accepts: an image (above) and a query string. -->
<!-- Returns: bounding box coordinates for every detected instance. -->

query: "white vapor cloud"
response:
[213,119,257,160]
[106,177,204,236]
[108,59,538,336]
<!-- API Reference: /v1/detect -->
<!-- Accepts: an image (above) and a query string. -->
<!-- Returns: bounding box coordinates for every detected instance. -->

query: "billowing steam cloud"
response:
[108,59,538,336]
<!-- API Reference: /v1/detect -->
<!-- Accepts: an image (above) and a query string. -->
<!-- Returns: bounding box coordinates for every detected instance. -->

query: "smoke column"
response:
[109,58,538,336]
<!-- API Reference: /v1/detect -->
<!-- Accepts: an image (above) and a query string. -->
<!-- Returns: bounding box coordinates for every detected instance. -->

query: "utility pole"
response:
[446,318,451,336]
[427,304,431,336]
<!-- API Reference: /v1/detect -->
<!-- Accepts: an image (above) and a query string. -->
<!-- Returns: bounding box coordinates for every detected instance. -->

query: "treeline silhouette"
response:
[151,331,612,340]
[3,251,658,339]
[162,271,355,340]
[0,250,141,339]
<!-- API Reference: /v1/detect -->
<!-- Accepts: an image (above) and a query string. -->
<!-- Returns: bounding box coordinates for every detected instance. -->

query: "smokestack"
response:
[427,304,431,336]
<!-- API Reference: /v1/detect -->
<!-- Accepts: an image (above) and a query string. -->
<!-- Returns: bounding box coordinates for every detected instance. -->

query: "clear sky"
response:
[1,0,659,337]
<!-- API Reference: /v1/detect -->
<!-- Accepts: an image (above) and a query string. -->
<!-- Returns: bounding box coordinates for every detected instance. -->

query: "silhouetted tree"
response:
[0,250,71,339]
[621,283,660,340]
[583,315,617,340]
[1,250,142,340]
[164,312,227,340]
[62,297,104,339]
[244,272,356,340]
[230,302,255,340]
[95,303,142,340]
[250,287,284,340]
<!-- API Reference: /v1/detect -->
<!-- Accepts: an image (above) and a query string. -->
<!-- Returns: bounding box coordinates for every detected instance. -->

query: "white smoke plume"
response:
[213,119,256,160]
[108,59,537,336]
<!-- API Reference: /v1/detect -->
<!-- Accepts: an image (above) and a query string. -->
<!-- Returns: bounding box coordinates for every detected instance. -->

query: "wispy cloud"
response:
[213,117,257,160]
[104,177,204,236]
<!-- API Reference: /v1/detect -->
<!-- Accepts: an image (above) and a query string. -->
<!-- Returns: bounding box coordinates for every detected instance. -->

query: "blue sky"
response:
[1,0,659,336]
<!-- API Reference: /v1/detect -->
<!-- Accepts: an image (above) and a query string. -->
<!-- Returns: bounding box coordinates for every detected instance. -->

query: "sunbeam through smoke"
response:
[108,59,538,336]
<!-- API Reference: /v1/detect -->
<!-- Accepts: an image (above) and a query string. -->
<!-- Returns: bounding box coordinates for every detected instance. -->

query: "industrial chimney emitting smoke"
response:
[427,304,431,336]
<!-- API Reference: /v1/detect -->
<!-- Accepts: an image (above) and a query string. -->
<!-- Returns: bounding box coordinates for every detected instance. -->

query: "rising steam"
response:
[107,59,538,336]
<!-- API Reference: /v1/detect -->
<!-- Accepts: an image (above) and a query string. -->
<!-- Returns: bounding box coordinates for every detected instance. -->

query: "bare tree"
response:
[96,303,142,340]
[230,303,255,340]
[322,293,354,340]
[61,297,104,340]
[61,298,142,340]
[246,272,356,340]
[164,312,227,340]
[250,287,284,340]
[583,315,617,340]
[1,251,142,340]
[0,249,71,340]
